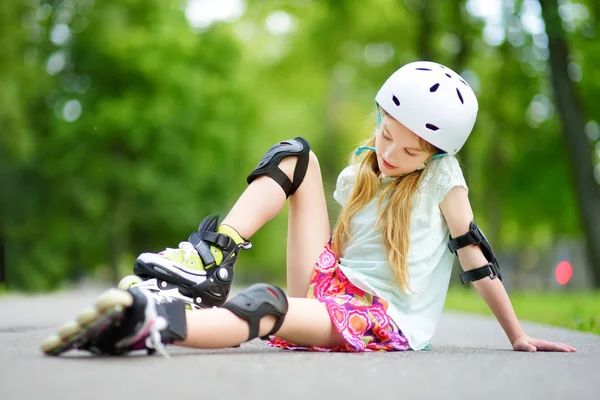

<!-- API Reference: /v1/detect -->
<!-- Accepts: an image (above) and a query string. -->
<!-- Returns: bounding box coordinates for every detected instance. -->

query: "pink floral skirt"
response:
[268,241,409,352]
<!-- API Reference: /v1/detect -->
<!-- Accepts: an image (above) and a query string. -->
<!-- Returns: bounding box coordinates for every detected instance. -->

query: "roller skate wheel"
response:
[96,289,133,312]
[41,335,62,354]
[76,306,101,326]
[118,275,143,290]
[57,320,82,340]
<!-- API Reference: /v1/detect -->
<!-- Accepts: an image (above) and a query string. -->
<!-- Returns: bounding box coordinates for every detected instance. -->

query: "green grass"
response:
[445,287,600,335]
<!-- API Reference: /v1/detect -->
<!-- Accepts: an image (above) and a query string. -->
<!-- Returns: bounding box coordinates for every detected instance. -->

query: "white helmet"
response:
[375,61,478,155]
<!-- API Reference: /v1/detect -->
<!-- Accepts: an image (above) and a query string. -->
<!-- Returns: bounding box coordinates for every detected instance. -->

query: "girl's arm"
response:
[440,186,575,352]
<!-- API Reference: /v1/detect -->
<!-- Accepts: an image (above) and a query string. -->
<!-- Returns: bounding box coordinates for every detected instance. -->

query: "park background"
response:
[1,0,598,334]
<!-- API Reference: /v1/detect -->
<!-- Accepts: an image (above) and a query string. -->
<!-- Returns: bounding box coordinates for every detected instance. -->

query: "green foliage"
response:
[2,0,254,289]
[445,286,600,335]
[1,0,597,290]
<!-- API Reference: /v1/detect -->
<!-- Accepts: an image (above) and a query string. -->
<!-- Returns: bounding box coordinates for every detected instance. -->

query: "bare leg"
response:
[176,297,345,349]
[283,153,330,297]
[220,175,287,240]
[221,151,330,297]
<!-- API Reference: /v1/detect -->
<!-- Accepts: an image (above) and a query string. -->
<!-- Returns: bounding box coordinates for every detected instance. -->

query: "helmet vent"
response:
[430,83,440,92]
[416,67,432,71]
[460,79,468,86]
[426,123,439,131]
[392,95,400,106]
[456,88,464,104]
[445,73,451,78]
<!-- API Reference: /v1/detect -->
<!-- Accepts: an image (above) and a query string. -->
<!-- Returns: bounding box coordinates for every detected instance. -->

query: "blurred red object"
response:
[555,260,573,285]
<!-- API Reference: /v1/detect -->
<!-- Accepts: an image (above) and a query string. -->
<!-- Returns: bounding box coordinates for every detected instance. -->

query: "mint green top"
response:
[333,156,468,350]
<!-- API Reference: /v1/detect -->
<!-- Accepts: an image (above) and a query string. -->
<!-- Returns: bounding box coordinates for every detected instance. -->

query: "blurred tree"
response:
[455,0,582,272]
[2,0,254,289]
[0,0,53,289]
[538,0,600,286]
[0,230,4,284]
[229,0,424,282]
[2,0,597,290]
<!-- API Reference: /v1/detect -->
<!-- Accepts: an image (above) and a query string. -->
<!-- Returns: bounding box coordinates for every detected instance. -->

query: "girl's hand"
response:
[511,334,576,352]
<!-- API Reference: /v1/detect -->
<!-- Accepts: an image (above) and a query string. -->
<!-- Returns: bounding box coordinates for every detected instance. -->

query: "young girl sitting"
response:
[42,61,575,356]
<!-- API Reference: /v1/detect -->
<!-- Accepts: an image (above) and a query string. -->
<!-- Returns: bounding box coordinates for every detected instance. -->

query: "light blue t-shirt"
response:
[333,156,468,350]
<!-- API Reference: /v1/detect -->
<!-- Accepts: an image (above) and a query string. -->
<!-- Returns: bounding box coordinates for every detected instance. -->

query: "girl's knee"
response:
[308,150,321,171]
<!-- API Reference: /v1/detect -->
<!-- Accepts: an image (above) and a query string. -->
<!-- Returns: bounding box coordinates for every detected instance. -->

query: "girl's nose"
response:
[384,146,398,162]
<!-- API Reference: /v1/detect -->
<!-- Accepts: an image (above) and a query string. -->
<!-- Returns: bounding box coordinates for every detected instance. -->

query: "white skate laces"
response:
[133,289,172,359]
[145,315,170,359]
[160,241,201,265]
[178,241,200,265]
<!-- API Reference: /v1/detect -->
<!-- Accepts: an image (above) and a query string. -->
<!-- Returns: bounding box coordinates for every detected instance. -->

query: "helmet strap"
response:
[354,146,376,156]
[421,153,448,167]
[400,152,448,176]
[430,153,447,160]
[354,104,382,156]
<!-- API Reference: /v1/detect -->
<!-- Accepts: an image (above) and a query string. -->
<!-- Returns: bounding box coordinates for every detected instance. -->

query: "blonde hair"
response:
[331,130,440,294]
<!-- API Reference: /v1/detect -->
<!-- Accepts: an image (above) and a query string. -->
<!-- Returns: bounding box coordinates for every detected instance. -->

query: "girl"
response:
[42,61,575,356]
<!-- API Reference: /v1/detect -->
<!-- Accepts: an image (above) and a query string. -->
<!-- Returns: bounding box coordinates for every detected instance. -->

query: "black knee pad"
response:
[222,283,288,341]
[247,137,311,198]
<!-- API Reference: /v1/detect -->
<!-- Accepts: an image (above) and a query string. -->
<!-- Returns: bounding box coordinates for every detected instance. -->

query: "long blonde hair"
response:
[331,133,440,294]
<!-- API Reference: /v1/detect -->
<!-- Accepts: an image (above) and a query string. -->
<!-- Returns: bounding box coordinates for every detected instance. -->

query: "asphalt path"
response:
[1,285,598,400]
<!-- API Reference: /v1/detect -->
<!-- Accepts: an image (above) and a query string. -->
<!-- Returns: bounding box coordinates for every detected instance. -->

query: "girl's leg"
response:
[284,154,331,297]
[222,151,330,297]
[41,285,345,356]
[177,297,345,349]
[130,139,328,310]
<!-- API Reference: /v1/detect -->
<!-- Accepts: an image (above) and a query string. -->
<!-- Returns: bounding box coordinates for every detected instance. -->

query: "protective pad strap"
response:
[188,215,221,266]
[246,137,311,198]
[448,221,502,283]
[222,283,288,341]
[459,263,501,284]
[157,299,188,343]
[188,215,245,267]
[448,221,485,252]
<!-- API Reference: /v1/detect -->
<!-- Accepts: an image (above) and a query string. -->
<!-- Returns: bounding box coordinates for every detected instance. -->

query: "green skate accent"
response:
[217,224,245,245]
[129,217,251,309]
[154,225,245,272]
[208,224,246,268]
[158,242,204,271]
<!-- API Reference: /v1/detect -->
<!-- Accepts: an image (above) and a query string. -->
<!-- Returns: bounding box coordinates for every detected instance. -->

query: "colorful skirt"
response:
[268,241,409,352]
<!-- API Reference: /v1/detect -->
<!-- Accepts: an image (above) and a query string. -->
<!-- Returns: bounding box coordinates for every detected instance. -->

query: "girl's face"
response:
[375,114,432,177]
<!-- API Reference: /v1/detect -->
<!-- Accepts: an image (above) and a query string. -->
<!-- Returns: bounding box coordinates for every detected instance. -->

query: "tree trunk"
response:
[539,0,600,287]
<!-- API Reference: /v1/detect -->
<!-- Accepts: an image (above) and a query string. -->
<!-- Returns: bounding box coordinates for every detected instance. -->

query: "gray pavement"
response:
[0,285,599,400]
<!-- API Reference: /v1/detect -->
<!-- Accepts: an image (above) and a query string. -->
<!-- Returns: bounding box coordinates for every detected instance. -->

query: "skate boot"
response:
[118,215,251,309]
[41,287,187,357]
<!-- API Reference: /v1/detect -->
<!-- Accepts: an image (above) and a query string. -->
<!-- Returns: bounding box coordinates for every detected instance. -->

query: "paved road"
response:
[1,286,599,400]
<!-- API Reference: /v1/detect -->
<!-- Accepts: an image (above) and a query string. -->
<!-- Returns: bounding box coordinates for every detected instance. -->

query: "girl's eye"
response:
[382,132,391,141]
[405,149,416,156]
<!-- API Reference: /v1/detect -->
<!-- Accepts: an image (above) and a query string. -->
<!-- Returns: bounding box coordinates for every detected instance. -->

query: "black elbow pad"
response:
[448,221,502,284]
